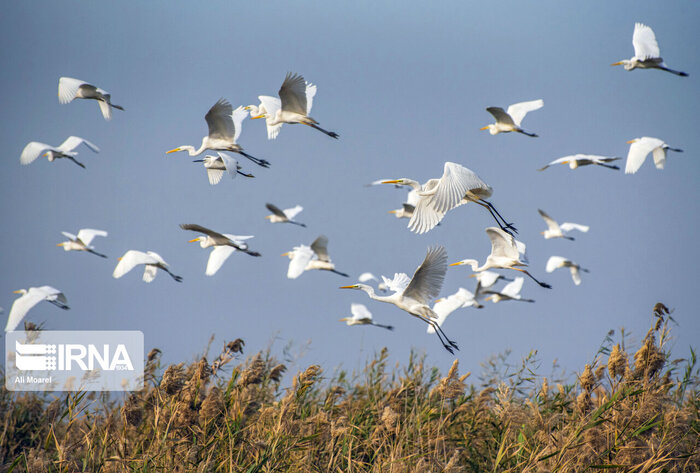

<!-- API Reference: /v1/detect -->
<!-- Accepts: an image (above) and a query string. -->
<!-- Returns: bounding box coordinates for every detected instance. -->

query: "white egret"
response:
[113,250,182,283]
[481,100,543,137]
[247,72,339,139]
[192,152,254,184]
[57,228,108,258]
[358,272,389,293]
[624,137,683,174]
[265,203,306,227]
[6,286,69,332]
[340,246,459,354]
[469,270,512,290]
[538,209,589,241]
[340,303,394,331]
[483,277,534,303]
[58,77,123,120]
[283,235,348,279]
[538,155,621,171]
[166,99,269,167]
[450,227,552,288]
[388,204,416,219]
[381,162,516,235]
[180,223,261,259]
[20,136,99,169]
[546,256,589,286]
[612,23,688,77]
[428,288,483,334]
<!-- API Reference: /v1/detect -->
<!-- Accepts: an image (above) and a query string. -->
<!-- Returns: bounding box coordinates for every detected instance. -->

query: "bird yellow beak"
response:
[480,126,489,130]
[56,242,64,246]
[388,210,397,214]
[251,115,264,119]
[449,262,463,266]
[434,298,443,303]
[188,238,200,243]
[339,317,349,322]
[166,148,181,154]
[13,290,23,294]
[626,139,636,144]
[611,61,623,66]
[381,179,401,184]
[484,295,493,301]
[468,274,476,278]
[281,252,289,257]
[264,215,271,219]
[118,257,123,261]
[339,285,356,289]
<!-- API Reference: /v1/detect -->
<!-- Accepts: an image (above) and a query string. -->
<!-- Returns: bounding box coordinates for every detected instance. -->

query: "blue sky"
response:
[2,1,698,383]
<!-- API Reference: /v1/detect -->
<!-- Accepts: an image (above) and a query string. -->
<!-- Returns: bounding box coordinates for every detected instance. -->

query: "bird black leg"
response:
[478,200,518,235]
[564,236,575,241]
[596,163,620,170]
[289,221,307,228]
[331,269,350,277]
[659,66,688,77]
[237,170,255,178]
[668,147,684,153]
[517,129,539,138]
[87,249,108,258]
[238,150,271,168]
[371,323,394,331]
[49,300,70,310]
[514,268,551,289]
[68,157,86,169]
[164,269,183,282]
[309,123,340,139]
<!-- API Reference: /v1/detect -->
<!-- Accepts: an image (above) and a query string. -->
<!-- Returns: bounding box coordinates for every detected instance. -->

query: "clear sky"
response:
[1,2,698,383]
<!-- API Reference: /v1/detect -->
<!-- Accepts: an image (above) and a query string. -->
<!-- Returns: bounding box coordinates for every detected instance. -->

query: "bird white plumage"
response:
[6,286,69,332]
[166,100,269,167]
[265,203,306,226]
[186,232,256,276]
[283,235,348,279]
[193,152,254,184]
[381,162,515,235]
[625,137,683,174]
[483,277,534,303]
[612,23,688,76]
[545,256,589,286]
[538,155,621,171]
[450,227,552,288]
[339,303,393,330]
[113,250,182,283]
[427,288,482,334]
[481,100,543,136]
[20,136,99,168]
[57,228,108,257]
[247,73,338,139]
[341,246,459,353]
[58,77,124,120]
[538,209,589,240]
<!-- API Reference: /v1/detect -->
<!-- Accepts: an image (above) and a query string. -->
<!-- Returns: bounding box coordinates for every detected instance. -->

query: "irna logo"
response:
[15,341,134,371]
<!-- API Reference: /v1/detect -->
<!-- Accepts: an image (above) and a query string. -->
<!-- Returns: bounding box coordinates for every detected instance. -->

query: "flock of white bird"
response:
[8,23,688,354]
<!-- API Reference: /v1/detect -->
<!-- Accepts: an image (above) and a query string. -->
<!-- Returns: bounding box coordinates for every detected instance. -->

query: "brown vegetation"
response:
[1,303,698,472]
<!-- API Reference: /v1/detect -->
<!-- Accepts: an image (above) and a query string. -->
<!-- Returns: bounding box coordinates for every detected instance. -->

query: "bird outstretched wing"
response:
[206,99,235,141]
[58,136,100,154]
[287,245,314,279]
[206,246,236,276]
[58,77,87,104]
[76,229,108,246]
[311,235,330,262]
[350,303,372,321]
[486,107,515,126]
[279,72,308,116]
[284,205,304,220]
[403,246,447,305]
[20,142,52,165]
[506,99,543,126]
[538,209,560,232]
[179,223,228,241]
[486,228,519,260]
[632,23,660,60]
[231,106,248,143]
[266,203,287,219]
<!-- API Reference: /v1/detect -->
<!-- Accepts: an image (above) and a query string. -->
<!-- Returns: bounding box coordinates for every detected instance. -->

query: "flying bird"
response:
[57,228,108,258]
[388,204,416,219]
[20,136,99,169]
[247,72,339,139]
[58,77,124,120]
[538,155,621,171]
[340,246,459,354]
[381,162,516,235]
[6,286,69,332]
[113,250,182,283]
[358,272,389,293]
[181,225,258,276]
[538,209,589,241]
[483,277,534,303]
[265,203,306,227]
[624,137,683,174]
[193,152,254,184]
[283,235,348,279]
[428,288,483,334]
[612,23,688,77]
[450,227,552,288]
[546,256,589,286]
[481,100,543,137]
[470,271,512,290]
[340,303,394,330]
[166,99,270,167]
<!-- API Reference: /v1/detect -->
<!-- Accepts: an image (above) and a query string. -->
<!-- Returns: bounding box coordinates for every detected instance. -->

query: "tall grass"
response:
[1,303,698,472]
